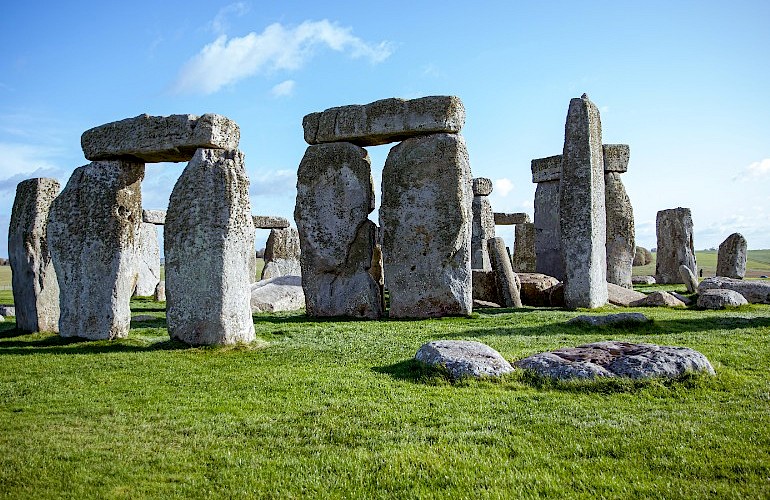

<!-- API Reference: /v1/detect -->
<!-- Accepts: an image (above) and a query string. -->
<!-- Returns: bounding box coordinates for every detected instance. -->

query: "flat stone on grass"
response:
[697,289,748,309]
[698,277,770,304]
[415,340,514,380]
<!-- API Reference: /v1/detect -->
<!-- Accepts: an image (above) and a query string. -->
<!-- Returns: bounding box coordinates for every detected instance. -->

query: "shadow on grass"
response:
[372,359,451,384]
[0,333,189,355]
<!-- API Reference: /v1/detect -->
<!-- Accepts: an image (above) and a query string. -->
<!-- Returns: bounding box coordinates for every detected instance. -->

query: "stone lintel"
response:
[142,209,166,225]
[472,177,493,196]
[531,155,563,183]
[493,212,531,225]
[603,144,630,173]
[253,215,290,229]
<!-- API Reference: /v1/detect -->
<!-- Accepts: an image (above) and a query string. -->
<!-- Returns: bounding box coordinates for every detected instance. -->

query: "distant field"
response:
[633,250,770,278]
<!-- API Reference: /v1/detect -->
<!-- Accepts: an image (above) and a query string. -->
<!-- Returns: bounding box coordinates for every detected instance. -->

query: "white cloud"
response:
[249,169,297,196]
[0,142,66,183]
[493,178,514,197]
[271,79,295,97]
[208,2,250,35]
[173,19,393,95]
[747,158,770,177]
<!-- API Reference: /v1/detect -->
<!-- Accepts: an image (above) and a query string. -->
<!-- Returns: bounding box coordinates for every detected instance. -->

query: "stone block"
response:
[602,144,630,173]
[142,209,166,225]
[493,212,531,225]
[716,232,747,279]
[261,227,301,280]
[531,154,562,183]
[252,215,290,229]
[512,222,536,273]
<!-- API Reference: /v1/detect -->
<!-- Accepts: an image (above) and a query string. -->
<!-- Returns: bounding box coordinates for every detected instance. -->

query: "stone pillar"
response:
[512,222,536,272]
[261,227,301,280]
[531,155,565,280]
[9,178,61,332]
[48,161,144,339]
[603,144,635,289]
[470,177,495,270]
[559,94,608,309]
[716,232,747,279]
[165,149,255,345]
[381,133,473,318]
[487,236,522,307]
[294,142,383,318]
[655,207,696,284]
[134,222,160,296]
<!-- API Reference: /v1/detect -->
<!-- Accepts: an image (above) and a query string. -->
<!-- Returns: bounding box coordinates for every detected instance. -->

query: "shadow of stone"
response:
[0,336,188,356]
[371,359,450,384]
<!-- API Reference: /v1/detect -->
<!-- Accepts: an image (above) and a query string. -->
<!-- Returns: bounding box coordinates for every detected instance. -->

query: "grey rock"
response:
[493,212,531,225]
[518,273,560,306]
[471,179,495,270]
[633,246,653,266]
[134,222,160,296]
[472,269,500,304]
[251,275,305,313]
[154,281,165,302]
[698,276,770,304]
[381,133,472,318]
[697,289,748,309]
[0,306,16,317]
[679,264,699,293]
[670,292,692,305]
[131,315,157,322]
[9,178,61,332]
[716,233,747,279]
[252,215,290,229]
[568,312,649,326]
[531,154,562,183]
[631,275,656,285]
[604,170,634,288]
[415,340,514,379]
[473,299,501,309]
[48,161,144,339]
[512,222,536,272]
[303,96,465,147]
[487,236,522,308]
[142,209,166,225]
[630,291,686,307]
[472,177,493,196]
[602,144,630,173]
[261,228,301,280]
[533,178,564,280]
[655,208,697,284]
[165,149,255,345]
[607,282,647,307]
[81,113,240,163]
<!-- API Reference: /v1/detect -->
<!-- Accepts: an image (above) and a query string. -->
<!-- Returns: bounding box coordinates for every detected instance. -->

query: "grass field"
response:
[633,249,770,278]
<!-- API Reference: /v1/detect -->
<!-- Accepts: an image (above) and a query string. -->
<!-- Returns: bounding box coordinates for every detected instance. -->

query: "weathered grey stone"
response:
[697,289,748,309]
[547,282,565,307]
[670,291,692,305]
[655,208,696,284]
[633,246,652,266]
[9,178,60,332]
[531,154,562,183]
[261,228,301,280]
[605,171,634,288]
[472,177,493,196]
[515,341,715,380]
[165,149,255,345]
[630,291,686,307]
[602,144,630,173]
[415,340,514,380]
[679,264,699,293]
[698,277,770,304]
[607,282,647,307]
[154,281,165,302]
[0,306,16,317]
[303,96,465,147]
[568,312,649,327]
[493,212,531,225]
[518,273,560,306]
[716,233,747,279]
[512,222,536,273]
[252,215,290,229]
[631,275,656,285]
[471,179,495,270]
[295,142,383,318]
[134,222,160,296]
[559,95,607,308]
[48,161,144,339]
[251,275,305,313]
[472,269,500,304]
[473,299,501,309]
[82,114,240,163]
[487,237,522,308]
[142,209,166,225]
[533,179,564,280]
[381,133,472,318]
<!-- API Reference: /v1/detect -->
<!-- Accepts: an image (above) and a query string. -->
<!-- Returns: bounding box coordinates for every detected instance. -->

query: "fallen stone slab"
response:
[303,95,465,146]
[515,341,715,380]
[518,273,560,306]
[568,313,649,327]
[493,212,531,225]
[698,277,770,304]
[142,209,166,225]
[251,275,305,313]
[631,275,656,285]
[607,282,646,307]
[415,340,514,380]
[0,306,15,317]
[630,291,686,307]
[253,215,290,229]
[697,289,748,309]
[473,299,501,309]
[670,292,692,305]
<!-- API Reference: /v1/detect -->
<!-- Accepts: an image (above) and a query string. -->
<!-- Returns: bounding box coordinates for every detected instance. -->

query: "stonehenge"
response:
[531,155,565,280]
[716,233,747,279]
[471,178,495,271]
[603,144,635,289]
[655,207,697,284]
[261,227,301,280]
[512,223,536,273]
[134,222,161,296]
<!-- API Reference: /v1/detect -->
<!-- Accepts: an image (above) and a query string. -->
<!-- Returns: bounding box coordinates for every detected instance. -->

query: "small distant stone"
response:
[0,315,4,322]
[630,291,686,307]
[631,275,656,285]
[493,212,531,225]
[0,305,15,317]
[252,215,290,229]
[415,340,514,380]
[697,289,748,309]
[568,313,649,327]
[142,209,166,225]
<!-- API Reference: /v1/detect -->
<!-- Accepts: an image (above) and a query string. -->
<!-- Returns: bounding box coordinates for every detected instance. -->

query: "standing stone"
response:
[532,155,565,281]
[165,149,255,345]
[261,227,302,280]
[134,222,160,296]
[154,281,166,302]
[716,233,747,279]
[471,177,495,270]
[381,133,473,318]
[559,95,608,308]
[655,208,696,284]
[8,178,61,332]
[487,237,522,307]
[512,222,536,272]
[603,145,635,289]
[295,142,383,318]
[48,161,144,339]
[633,246,652,266]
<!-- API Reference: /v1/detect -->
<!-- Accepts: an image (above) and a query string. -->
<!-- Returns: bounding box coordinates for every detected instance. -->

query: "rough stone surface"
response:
[251,275,305,313]
[142,209,166,225]
[261,228,302,280]
[472,269,500,304]
[471,179,495,270]
[512,222,536,273]
[303,96,465,147]
[631,275,656,285]
[531,154,562,183]
[154,281,165,302]
[698,277,770,304]
[630,291,686,307]
[252,215,290,229]
[633,246,653,266]
[655,208,696,284]
[165,149,255,345]
[697,289,748,309]
[295,142,383,318]
[82,114,240,163]
[472,177,493,196]
[607,282,647,307]
[533,179,564,280]
[134,222,160,296]
[0,306,16,317]
[518,273,560,306]
[568,313,649,327]
[487,237,522,308]
[716,233,747,279]
[604,171,634,288]
[602,144,630,173]
[415,340,514,380]
[559,95,608,308]
[547,283,565,307]
[493,212,531,225]
[9,178,61,332]
[473,299,501,309]
[48,161,144,339]
[670,291,692,305]
[381,133,472,318]
[679,264,699,294]
[515,341,715,380]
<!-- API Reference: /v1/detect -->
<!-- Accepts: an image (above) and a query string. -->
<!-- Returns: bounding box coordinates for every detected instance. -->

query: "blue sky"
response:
[1,0,768,256]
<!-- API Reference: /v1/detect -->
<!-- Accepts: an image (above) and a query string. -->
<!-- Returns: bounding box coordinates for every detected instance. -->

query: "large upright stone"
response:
[82,114,240,163]
[655,208,696,284]
[559,95,608,308]
[532,154,564,280]
[48,161,144,339]
[303,96,465,147]
[9,178,61,332]
[165,149,255,345]
[134,222,160,296]
[471,177,495,270]
[295,142,383,318]
[512,222,536,272]
[716,233,747,279]
[381,133,473,318]
[603,144,634,289]
[261,227,302,280]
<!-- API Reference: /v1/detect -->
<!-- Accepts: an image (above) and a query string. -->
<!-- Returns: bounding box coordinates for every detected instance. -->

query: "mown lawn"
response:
[633,249,770,278]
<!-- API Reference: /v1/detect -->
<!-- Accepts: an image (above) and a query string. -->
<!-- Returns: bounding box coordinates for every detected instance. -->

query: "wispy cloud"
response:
[746,158,770,177]
[0,142,68,189]
[172,19,393,95]
[271,79,295,98]
[249,169,297,196]
[208,2,250,35]
[493,178,514,197]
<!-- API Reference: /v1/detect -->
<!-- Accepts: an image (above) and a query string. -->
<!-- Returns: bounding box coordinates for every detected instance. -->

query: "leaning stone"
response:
[252,215,290,229]
[605,169,634,289]
[630,291,686,307]
[697,277,770,304]
[679,264,699,294]
[512,222,536,273]
[697,289,748,309]
[631,275,656,285]
[251,275,305,313]
[531,154,562,183]
[607,282,647,307]
[81,114,240,163]
[515,341,715,380]
[518,273,560,307]
[559,94,608,308]
[154,281,166,302]
[261,228,301,280]
[303,96,465,146]
[9,178,61,332]
[568,312,649,327]
[471,178,495,270]
[0,306,16,317]
[655,207,697,284]
[415,340,514,380]
[165,149,255,345]
[142,209,166,225]
[493,212,531,225]
[487,237,523,308]
[633,246,652,266]
[381,133,472,318]
[670,292,692,305]
[716,233,747,279]
[48,161,144,339]
[134,223,160,296]
[472,269,500,304]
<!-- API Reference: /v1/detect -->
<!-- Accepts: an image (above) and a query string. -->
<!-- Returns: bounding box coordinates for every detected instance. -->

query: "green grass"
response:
[1,298,769,498]
[633,249,770,278]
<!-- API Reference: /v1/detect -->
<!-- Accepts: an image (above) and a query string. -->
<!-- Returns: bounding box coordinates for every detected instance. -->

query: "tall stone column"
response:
[9,178,61,332]
[559,94,608,309]
[134,222,160,296]
[470,177,495,270]
[655,208,696,284]
[603,144,635,289]
[531,155,565,280]
[512,222,536,272]
[716,233,747,279]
